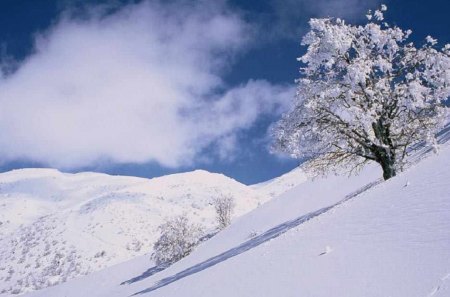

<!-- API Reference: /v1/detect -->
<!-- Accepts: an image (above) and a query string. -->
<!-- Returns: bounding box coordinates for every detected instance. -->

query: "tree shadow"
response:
[125,125,450,295]
[437,123,450,144]
[131,180,381,296]
[121,230,219,285]
[131,206,331,295]
[121,264,169,285]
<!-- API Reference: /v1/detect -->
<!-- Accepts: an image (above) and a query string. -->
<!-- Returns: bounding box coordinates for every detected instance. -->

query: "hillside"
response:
[251,166,307,198]
[23,141,450,297]
[0,169,270,295]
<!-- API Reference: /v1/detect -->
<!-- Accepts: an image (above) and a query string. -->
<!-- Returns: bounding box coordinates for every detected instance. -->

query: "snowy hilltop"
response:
[23,130,450,297]
[0,169,271,295]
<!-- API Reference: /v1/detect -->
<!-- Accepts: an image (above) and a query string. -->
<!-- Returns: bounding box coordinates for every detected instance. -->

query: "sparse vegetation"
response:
[151,215,204,265]
[212,195,236,230]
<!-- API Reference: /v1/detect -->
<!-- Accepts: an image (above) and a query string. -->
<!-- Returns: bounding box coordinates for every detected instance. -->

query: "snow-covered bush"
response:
[151,215,204,265]
[212,195,235,230]
[273,4,450,180]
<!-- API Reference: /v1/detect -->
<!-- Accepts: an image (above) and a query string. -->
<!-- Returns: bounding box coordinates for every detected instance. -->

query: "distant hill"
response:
[0,169,270,295]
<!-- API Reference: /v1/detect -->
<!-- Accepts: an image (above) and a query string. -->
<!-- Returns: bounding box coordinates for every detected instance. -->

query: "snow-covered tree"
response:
[212,195,235,230]
[151,215,204,265]
[273,5,450,180]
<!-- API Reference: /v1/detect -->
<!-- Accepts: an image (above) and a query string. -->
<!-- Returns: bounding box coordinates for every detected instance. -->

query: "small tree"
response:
[212,195,235,230]
[151,215,203,265]
[273,5,450,180]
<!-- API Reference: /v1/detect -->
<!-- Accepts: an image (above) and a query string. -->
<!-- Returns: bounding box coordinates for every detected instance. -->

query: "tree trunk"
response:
[372,120,397,180]
[373,146,396,180]
[379,157,396,180]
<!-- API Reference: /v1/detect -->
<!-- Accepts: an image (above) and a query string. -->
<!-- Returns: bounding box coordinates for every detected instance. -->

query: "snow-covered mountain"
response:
[0,169,271,295]
[23,142,450,297]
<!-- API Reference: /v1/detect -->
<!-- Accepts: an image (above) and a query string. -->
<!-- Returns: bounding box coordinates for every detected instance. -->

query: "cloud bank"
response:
[0,0,293,169]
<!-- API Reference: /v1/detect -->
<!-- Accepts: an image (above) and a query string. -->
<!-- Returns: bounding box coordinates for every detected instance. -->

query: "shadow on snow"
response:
[131,180,381,295]
[121,265,169,285]
[121,232,218,286]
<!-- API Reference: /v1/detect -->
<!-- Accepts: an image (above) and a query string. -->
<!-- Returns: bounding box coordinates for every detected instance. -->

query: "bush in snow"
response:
[212,195,235,230]
[273,4,450,180]
[151,215,204,265]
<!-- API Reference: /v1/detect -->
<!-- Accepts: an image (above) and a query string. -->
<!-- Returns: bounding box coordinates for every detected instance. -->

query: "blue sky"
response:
[0,0,448,184]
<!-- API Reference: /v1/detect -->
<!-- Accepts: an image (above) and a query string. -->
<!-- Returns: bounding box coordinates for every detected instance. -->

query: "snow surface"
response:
[0,169,271,295]
[251,166,307,198]
[22,141,450,297]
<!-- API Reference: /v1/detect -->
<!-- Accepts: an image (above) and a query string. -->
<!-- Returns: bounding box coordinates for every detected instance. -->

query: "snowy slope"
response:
[251,166,307,198]
[25,142,450,297]
[0,169,270,295]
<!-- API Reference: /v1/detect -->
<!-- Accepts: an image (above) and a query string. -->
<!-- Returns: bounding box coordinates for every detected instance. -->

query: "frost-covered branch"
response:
[273,5,450,180]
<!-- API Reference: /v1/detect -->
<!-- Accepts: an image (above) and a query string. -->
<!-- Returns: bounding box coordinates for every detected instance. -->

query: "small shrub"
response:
[212,195,235,230]
[151,215,203,265]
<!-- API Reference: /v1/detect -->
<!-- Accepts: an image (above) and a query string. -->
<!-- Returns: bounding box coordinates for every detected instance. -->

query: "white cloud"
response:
[0,0,293,169]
